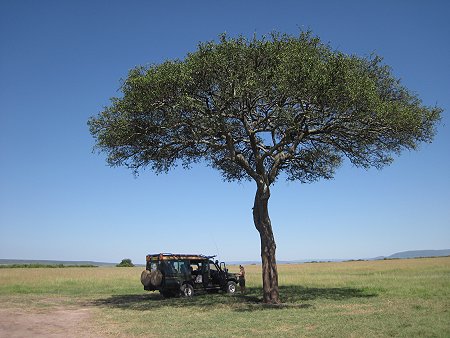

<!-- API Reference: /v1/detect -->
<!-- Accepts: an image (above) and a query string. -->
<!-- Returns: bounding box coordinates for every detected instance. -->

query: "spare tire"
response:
[149,270,163,286]
[141,270,151,286]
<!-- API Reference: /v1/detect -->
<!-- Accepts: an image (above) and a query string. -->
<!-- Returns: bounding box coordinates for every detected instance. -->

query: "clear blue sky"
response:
[1,0,449,264]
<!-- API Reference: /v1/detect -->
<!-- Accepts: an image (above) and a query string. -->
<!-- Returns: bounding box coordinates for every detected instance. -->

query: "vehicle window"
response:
[161,261,178,274]
[189,261,203,274]
[171,261,179,272]
[165,261,191,274]
[179,261,189,274]
[150,262,158,271]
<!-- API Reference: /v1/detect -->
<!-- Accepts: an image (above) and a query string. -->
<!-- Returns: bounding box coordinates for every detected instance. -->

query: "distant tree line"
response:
[0,264,98,268]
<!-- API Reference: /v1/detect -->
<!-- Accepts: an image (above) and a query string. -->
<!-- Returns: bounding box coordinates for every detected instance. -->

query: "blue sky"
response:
[1,0,449,264]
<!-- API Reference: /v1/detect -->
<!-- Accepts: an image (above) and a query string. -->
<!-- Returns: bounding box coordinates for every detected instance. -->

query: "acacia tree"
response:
[88,32,441,304]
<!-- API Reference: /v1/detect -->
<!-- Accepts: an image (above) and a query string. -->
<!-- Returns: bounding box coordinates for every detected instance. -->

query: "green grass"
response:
[0,257,449,337]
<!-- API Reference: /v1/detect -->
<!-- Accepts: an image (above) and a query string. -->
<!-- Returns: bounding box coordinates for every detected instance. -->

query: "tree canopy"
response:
[89,32,441,303]
[89,32,440,185]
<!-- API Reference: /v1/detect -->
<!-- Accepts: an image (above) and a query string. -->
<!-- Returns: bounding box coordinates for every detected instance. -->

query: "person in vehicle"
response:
[194,263,202,283]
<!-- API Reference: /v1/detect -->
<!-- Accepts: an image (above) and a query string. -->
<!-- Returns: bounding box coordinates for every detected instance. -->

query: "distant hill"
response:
[228,258,345,265]
[0,259,116,267]
[229,250,450,265]
[386,249,450,259]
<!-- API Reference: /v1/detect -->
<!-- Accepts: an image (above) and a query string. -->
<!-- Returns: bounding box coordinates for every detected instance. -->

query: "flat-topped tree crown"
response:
[89,32,441,303]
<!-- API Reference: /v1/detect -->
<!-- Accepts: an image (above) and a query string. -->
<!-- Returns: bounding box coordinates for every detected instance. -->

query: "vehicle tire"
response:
[225,281,237,294]
[141,270,151,286]
[180,284,194,297]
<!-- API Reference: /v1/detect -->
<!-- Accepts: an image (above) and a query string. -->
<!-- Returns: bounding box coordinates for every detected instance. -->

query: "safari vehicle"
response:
[140,253,239,297]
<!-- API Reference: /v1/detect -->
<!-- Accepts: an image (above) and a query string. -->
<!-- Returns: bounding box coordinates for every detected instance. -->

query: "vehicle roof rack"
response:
[146,253,217,260]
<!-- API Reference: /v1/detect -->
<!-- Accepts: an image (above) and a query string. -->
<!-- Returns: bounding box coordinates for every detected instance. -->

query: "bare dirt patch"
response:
[0,307,102,338]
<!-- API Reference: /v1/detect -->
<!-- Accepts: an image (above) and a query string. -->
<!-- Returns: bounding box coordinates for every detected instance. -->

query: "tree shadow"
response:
[91,285,377,312]
[281,285,377,302]
[91,292,258,311]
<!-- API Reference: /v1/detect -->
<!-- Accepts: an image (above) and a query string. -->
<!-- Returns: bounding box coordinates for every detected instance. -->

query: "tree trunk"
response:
[253,183,281,304]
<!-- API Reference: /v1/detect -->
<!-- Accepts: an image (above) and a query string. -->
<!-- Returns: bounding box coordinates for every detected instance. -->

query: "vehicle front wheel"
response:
[225,281,237,294]
[180,284,194,297]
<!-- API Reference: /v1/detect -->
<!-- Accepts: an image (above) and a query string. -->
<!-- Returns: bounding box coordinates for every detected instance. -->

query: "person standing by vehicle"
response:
[238,265,246,294]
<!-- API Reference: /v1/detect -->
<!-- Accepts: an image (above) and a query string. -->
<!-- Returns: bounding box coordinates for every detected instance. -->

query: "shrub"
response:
[116,259,134,267]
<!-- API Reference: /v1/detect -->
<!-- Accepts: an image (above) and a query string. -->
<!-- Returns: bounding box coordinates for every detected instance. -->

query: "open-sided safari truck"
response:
[141,253,239,297]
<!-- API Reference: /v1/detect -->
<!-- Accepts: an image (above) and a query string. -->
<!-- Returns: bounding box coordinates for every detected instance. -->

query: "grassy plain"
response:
[0,257,449,337]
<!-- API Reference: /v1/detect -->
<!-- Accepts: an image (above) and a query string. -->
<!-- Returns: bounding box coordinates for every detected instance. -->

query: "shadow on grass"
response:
[286,285,377,302]
[91,285,377,312]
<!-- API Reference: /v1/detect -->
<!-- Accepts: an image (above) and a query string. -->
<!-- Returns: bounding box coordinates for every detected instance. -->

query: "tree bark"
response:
[253,183,281,304]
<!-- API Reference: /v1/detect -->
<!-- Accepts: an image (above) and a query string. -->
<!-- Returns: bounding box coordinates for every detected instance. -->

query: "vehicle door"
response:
[208,260,221,286]
[178,260,191,280]
[202,261,210,288]
[161,260,180,289]
[218,261,228,286]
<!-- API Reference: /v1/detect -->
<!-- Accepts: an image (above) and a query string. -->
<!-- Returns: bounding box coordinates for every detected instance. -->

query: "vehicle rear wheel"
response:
[180,284,194,297]
[225,281,237,294]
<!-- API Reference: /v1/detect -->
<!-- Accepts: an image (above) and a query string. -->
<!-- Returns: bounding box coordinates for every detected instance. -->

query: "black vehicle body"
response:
[141,253,239,297]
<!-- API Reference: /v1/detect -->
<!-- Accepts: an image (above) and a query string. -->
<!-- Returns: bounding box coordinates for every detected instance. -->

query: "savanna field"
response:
[0,257,449,337]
